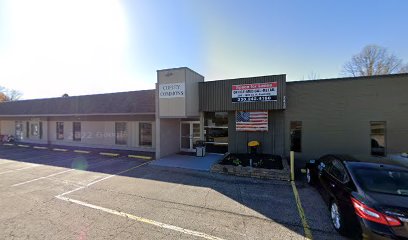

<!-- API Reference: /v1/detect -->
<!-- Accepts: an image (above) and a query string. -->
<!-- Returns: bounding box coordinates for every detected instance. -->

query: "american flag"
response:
[236,111,268,131]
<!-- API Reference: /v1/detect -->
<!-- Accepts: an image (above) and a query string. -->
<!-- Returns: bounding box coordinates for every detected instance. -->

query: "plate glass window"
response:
[56,122,64,140]
[31,123,39,136]
[73,122,81,141]
[139,123,152,147]
[204,112,228,153]
[290,121,302,152]
[15,121,23,140]
[370,121,386,156]
[115,122,127,145]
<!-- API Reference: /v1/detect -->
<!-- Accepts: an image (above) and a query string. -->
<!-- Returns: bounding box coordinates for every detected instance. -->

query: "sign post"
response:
[290,151,295,181]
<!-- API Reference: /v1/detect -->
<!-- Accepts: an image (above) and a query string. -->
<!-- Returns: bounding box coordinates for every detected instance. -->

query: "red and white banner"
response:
[232,82,277,103]
[236,111,268,131]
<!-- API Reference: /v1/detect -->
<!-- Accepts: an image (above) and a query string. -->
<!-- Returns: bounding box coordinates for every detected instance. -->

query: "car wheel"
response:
[330,201,347,235]
[306,168,314,185]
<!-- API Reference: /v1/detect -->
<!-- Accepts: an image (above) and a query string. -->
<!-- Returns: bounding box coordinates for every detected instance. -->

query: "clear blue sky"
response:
[0,0,407,99]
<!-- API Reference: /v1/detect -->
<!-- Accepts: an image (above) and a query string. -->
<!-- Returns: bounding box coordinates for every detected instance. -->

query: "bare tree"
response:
[0,86,22,102]
[307,71,320,80]
[399,64,408,74]
[6,89,22,101]
[342,45,406,77]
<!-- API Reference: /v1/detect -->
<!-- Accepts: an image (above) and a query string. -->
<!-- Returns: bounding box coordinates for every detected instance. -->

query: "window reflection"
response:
[371,121,386,156]
[204,112,228,153]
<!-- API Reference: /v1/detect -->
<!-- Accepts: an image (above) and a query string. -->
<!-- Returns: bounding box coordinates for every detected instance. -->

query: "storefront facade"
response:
[0,67,407,163]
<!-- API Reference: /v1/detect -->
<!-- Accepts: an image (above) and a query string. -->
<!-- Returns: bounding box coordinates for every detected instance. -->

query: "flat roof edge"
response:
[156,67,205,78]
[287,73,408,84]
[0,113,156,117]
[201,74,287,84]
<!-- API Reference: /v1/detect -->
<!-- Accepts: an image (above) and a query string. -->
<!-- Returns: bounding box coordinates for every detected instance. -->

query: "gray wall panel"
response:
[200,75,286,111]
[284,74,408,164]
[228,110,285,155]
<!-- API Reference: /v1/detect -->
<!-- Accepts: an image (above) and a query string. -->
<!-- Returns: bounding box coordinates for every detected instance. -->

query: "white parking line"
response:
[12,169,75,187]
[57,161,149,197]
[56,196,225,240]
[0,165,38,175]
[53,161,225,239]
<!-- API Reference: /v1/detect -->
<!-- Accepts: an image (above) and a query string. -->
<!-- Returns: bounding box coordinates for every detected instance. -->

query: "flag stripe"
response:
[236,111,268,131]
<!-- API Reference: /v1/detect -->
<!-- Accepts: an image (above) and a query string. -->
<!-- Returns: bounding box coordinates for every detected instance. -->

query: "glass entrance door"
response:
[180,121,200,152]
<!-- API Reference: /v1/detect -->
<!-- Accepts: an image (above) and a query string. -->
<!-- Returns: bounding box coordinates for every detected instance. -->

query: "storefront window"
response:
[139,122,152,147]
[204,112,228,153]
[73,122,81,141]
[31,123,39,136]
[115,122,127,145]
[15,121,23,140]
[56,122,64,140]
[371,121,386,156]
[290,121,302,152]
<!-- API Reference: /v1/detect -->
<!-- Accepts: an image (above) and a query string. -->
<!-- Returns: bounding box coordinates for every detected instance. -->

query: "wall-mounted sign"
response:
[159,83,185,98]
[236,111,268,131]
[232,82,277,103]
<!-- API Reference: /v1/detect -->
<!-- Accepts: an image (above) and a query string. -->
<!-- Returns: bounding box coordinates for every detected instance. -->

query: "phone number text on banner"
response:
[232,82,278,103]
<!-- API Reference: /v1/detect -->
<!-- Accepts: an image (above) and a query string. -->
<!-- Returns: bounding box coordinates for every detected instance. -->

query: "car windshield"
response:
[353,168,408,196]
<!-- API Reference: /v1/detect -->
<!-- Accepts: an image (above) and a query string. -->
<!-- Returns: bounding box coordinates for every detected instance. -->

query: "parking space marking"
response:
[291,181,313,239]
[17,144,30,148]
[56,196,225,240]
[128,155,152,160]
[99,152,119,157]
[74,150,90,154]
[57,161,149,197]
[0,164,38,175]
[12,169,75,187]
[53,148,68,152]
[33,146,48,150]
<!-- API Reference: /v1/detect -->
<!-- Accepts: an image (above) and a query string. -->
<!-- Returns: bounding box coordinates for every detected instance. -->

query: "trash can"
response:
[248,141,260,154]
[195,141,206,157]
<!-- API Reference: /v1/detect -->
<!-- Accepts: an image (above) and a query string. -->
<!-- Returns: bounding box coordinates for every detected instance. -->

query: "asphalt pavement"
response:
[0,145,345,240]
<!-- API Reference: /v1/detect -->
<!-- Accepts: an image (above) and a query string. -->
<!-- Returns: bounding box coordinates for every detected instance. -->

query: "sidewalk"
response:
[149,153,223,171]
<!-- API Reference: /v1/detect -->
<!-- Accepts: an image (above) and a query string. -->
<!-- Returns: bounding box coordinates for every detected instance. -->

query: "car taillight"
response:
[351,197,402,227]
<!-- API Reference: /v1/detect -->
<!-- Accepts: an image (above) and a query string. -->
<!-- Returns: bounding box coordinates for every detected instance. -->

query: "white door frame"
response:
[180,121,200,152]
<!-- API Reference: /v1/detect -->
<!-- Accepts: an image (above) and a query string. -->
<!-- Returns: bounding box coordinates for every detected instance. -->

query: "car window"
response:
[326,159,349,183]
[353,168,408,196]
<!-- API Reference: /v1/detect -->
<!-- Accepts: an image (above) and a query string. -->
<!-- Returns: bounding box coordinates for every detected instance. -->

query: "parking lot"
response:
[0,145,345,240]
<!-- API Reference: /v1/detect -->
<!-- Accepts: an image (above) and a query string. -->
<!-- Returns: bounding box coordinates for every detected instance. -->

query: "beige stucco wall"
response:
[0,120,15,136]
[0,119,48,144]
[157,118,180,158]
[185,69,204,117]
[0,119,155,151]
[158,67,203,118]
[158,69,186,117]
[48,120,155,151]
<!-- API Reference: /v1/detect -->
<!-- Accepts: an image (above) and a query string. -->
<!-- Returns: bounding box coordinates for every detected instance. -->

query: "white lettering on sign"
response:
[159,83,185,98]
[232,82,278,103]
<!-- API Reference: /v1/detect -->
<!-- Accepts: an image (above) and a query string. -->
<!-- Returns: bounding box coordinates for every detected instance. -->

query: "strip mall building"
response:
[0,67,407,164]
